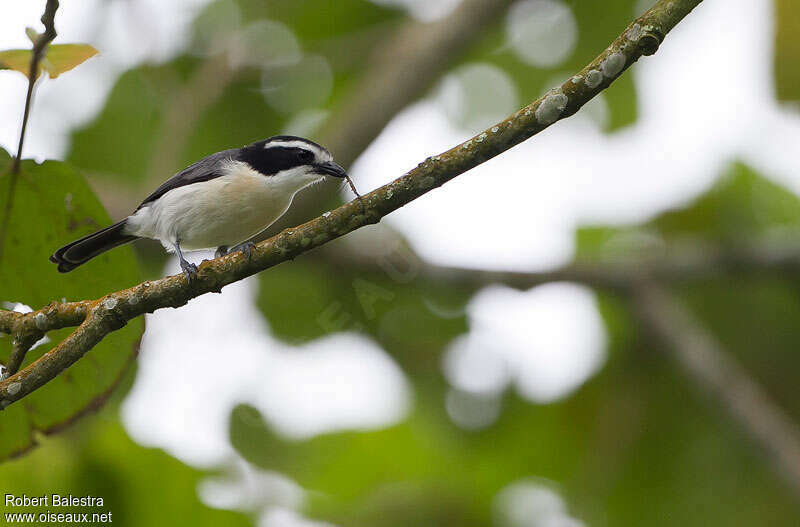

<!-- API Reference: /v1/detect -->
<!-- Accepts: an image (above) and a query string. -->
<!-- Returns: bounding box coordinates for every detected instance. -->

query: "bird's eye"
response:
[297,149,315,163]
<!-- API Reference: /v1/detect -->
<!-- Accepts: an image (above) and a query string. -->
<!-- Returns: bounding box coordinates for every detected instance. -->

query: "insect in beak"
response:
[317,161,362,200]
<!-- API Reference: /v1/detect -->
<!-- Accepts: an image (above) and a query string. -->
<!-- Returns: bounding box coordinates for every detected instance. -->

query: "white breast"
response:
[125,161,323,251]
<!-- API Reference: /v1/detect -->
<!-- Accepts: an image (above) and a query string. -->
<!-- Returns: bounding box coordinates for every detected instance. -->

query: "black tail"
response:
[50,220,138,273]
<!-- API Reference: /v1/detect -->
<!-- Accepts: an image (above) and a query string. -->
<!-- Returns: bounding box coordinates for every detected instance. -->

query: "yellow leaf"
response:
[0,43,98,79]
[43,44,99,78]
[0,49,32,77]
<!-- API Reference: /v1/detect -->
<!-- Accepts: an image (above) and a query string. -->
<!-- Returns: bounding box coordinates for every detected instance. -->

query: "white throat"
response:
[267,165,326,195]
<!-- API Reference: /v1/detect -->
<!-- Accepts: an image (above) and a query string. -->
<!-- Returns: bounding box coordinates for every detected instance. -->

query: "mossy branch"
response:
[0,0,704,408]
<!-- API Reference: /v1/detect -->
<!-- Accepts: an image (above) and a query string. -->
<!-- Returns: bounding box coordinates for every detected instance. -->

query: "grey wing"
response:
[134,149,240,211]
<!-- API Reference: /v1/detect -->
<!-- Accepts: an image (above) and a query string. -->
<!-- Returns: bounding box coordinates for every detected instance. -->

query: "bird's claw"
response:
[181,261,198,282]
[215,242,254,260]
[235,241,255,259]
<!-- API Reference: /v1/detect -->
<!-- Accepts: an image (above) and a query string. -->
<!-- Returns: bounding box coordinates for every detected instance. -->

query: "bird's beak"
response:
[316,161,347,178]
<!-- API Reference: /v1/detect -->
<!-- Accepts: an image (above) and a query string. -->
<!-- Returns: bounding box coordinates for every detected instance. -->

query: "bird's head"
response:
[238,136,347,185]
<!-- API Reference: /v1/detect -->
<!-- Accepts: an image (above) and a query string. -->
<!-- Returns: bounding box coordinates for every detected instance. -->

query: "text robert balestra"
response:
[5,494,104,507]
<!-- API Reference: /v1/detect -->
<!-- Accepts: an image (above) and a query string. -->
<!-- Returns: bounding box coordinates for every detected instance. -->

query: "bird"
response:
[50,135,349,280]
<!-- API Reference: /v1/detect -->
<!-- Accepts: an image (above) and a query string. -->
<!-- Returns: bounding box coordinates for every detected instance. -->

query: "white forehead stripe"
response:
[263,140,326,155]
[263,140,315,150]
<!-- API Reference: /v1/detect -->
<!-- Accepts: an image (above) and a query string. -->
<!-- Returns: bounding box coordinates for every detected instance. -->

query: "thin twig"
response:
[11,0,59,174]
[4,332,43,380]
[0,0,704,408]
[633,281,800,503]
[0,0,59,262]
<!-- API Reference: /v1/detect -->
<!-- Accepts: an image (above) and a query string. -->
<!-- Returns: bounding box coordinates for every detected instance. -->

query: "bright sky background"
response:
[1,0,797,525]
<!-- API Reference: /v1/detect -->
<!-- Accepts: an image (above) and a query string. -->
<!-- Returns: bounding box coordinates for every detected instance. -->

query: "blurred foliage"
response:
[0,148,143,460]
[69,65,167,186]
[257,253,472,376]
[461,0,638,131]
[0,373,250,527]
[576,164,800,262]
[0,43,98,79]
[775,0,800,102]
[579,163,800,419]
[230,163,800,526]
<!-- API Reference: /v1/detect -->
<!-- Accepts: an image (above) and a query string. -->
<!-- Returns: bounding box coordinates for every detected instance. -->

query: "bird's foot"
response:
[231,241,255,260]
[215,245,229,259]
[180,259,198,282]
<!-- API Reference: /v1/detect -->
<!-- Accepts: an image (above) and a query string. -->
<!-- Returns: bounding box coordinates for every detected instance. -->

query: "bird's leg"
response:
[229,241,256,259]
[214,245,229,259]
[172,240,198,281]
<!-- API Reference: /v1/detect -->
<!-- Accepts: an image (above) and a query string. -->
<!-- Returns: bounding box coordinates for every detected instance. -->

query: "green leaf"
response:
[0,44,98,79]
[0,153,144,461]
[774,0,800,102]
[68,65,168,186]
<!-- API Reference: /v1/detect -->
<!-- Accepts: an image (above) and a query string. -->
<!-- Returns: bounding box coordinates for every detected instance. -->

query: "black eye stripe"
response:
[238,144,316,175]
[286,147,316,163]
[295,149,315,161]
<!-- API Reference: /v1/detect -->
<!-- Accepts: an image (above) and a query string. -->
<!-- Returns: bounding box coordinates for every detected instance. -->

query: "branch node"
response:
[33,311,47,331]
[5,329,44,377]
[638,26,663,55]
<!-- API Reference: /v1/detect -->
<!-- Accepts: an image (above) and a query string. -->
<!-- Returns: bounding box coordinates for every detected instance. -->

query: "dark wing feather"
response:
[135,149,240,211]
